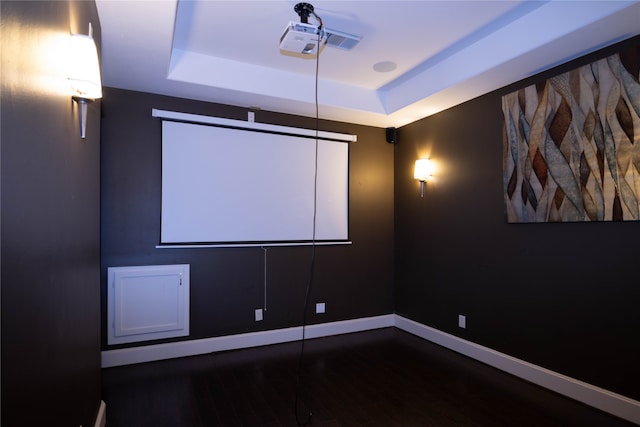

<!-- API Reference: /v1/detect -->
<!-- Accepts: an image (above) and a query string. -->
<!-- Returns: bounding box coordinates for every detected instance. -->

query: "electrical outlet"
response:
[458,314,466,329]
[255,308,263,321]
[316,302,326,314]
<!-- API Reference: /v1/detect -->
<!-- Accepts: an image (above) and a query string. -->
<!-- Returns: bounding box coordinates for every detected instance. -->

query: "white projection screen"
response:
[160,120,350,245]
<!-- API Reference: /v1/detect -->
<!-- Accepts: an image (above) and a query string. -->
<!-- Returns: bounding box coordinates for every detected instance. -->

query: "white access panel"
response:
[107,264,189,345]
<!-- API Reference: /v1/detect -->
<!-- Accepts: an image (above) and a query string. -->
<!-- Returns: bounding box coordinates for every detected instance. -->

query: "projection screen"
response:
[160,119,351,245]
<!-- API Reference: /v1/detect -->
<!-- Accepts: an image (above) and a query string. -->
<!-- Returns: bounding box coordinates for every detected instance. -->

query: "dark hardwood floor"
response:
[102,327,635,426]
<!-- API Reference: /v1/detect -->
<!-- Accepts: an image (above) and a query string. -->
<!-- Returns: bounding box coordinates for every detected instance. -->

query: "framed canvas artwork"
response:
[503,44,639,222]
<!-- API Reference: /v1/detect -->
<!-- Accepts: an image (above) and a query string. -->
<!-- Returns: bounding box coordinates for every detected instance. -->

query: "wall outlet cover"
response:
[458,314,466,329]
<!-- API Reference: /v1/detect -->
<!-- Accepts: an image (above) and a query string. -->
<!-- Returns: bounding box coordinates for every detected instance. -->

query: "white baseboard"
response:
[100,313,640,425]
[94,400,106,427]
[101,314,395,368]
[393,315,640,426]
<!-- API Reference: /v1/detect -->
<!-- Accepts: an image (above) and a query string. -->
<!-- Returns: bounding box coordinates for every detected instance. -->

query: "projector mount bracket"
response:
[294,3,315,24]
[294,2,323,28]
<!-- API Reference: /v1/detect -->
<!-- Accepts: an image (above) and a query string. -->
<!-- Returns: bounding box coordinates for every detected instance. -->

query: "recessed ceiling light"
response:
[373,61,397,73]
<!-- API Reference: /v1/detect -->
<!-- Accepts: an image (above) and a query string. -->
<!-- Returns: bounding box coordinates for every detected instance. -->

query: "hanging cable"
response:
[262,246,268,312]
[294,4,323,425]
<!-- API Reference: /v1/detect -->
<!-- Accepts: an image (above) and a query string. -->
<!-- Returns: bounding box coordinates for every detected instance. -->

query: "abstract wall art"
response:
[503,44,640,223]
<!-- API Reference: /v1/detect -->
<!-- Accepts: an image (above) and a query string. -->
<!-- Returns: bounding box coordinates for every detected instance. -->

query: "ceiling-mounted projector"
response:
[280,21,326,55]
[280,2,361,55]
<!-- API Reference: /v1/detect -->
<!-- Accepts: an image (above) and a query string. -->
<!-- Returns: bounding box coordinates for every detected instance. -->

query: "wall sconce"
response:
[68,23,102,139]
[414,158,433,198]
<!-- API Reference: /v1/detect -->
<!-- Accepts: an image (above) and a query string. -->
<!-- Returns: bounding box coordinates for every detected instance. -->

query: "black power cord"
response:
[293,3,323,426]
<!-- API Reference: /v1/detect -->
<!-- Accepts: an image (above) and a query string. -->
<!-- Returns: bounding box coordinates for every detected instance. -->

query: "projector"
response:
[279,21,326,55]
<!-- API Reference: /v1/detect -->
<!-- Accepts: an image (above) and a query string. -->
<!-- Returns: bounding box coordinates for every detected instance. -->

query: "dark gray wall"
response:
[1,1,102,425]
[100,88,395,349]
[394,37,640,401]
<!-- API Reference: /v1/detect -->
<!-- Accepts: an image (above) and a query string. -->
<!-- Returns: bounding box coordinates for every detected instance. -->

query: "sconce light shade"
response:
[414,158,433,181]
[69,33,102,99]
[414,159,433,198]
[68,28,102,138]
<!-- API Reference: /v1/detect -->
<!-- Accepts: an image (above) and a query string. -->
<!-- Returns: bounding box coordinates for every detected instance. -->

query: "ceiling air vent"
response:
[324,28,361,51]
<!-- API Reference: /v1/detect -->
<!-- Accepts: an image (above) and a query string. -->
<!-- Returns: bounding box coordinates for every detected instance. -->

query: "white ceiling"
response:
[96,0,640,128]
